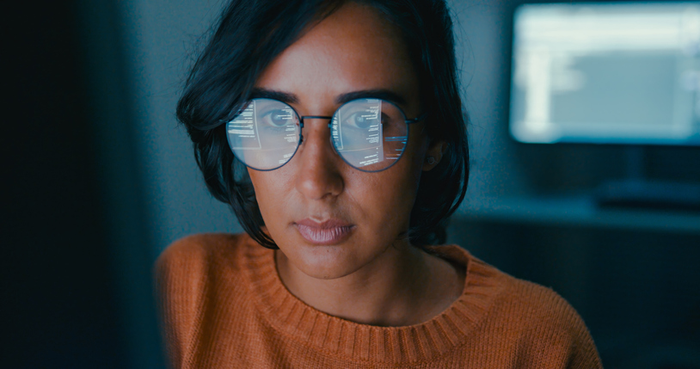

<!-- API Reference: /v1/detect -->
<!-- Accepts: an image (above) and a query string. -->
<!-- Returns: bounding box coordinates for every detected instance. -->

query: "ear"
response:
[422,140,448,171]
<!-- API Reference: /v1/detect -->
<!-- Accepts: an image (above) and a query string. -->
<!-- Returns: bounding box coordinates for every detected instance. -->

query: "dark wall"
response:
[1,2,125,368]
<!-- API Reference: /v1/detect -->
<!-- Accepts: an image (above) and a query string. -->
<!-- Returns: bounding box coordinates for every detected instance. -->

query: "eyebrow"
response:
[250,88,299,104]
[249,88,408,107]
[335,89,407,106]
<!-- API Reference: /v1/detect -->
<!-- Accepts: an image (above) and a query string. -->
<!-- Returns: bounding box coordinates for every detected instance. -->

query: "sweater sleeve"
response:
[561,302,602,369]
[154,235,212,369]
[510,282,603,369]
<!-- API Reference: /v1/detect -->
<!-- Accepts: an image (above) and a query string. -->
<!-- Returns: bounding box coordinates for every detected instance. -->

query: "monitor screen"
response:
[509,2,700,146]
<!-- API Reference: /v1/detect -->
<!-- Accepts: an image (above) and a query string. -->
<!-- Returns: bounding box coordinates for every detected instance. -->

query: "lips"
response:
[294,218,354,245]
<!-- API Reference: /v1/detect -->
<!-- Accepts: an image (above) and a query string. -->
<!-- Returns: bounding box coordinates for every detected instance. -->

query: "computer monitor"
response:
[509,1,700,147]
[509,1,700,210]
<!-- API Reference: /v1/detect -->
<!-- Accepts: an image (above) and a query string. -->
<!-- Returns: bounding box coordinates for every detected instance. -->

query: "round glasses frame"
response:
[224,98,427,172]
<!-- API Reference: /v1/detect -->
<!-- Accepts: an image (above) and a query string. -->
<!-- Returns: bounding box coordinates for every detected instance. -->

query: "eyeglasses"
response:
[225,98,426,172]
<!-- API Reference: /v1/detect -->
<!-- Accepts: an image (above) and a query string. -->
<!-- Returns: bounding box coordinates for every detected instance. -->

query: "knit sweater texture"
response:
[155,233,602,368]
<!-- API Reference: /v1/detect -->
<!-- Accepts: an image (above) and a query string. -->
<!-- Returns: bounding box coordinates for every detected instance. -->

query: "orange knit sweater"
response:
[155,233,602,368]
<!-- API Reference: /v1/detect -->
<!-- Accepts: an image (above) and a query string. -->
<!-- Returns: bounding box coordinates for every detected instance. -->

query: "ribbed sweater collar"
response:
[242,238,503,364]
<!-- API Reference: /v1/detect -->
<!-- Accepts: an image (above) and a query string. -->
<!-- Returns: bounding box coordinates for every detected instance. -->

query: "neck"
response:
[275,241,464,327]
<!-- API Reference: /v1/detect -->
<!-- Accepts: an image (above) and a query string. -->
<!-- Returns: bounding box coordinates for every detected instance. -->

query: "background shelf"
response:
[457,195,700,234]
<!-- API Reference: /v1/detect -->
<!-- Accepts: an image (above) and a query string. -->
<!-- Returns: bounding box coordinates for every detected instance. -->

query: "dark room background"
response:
[2,0,699,368]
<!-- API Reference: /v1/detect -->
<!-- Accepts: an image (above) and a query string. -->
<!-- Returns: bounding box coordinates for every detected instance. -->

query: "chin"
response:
[285,243,362,280]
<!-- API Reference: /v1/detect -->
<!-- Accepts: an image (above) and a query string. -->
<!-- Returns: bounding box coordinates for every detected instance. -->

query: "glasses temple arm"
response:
[405,112,428,125]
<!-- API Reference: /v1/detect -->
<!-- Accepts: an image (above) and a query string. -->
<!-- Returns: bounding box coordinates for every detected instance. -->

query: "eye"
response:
[260,108,295,127]
[343,110,380,129]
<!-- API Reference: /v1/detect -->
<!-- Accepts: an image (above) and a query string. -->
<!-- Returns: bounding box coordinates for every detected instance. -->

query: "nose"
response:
[294,118,344,200]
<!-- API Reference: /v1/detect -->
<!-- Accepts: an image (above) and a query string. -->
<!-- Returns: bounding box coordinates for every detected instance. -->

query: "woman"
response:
[156,0,603,368]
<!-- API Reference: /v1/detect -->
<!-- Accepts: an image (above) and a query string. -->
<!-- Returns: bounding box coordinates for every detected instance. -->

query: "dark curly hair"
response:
[176,0,469,249]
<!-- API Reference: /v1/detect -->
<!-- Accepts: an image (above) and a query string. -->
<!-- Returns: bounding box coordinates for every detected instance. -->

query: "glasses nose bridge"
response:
[299,115,334,128]
[298,115,335,145]
[296,115,337,166]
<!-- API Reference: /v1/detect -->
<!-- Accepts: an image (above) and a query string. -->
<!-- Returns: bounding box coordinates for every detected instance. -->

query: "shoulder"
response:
[499,273,582,328]
[154,233,256,304]
[435,246,591,334]
[154,233,256,366]
[443,247,588,335]
[156,232,248,261]
[155,233,249,280]
[154,232,254,302]
[482,262,602,368]
[436,246,601,368]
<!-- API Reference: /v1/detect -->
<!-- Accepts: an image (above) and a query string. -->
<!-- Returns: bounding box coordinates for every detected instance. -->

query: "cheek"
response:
[361,178,415,231]
[349,147,425,232]
[248,169,294,229]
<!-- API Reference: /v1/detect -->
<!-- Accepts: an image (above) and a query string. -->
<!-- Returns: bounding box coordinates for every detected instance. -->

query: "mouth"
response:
[294,218,355,245]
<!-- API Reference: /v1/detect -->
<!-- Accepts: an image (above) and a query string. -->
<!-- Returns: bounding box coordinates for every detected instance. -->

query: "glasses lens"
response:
[331,99,409,172]
[226,99,300,170]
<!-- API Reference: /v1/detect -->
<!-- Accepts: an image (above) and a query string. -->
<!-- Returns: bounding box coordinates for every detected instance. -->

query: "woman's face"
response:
[249,2,439,279]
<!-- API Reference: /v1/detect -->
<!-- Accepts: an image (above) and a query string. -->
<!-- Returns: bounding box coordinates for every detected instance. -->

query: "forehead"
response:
[254,2,419,109]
